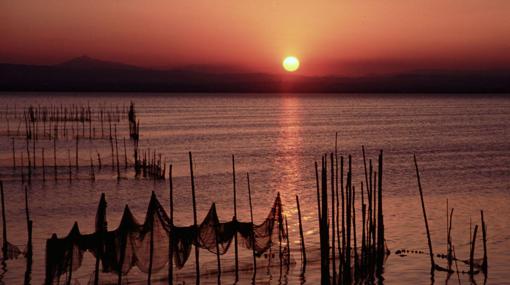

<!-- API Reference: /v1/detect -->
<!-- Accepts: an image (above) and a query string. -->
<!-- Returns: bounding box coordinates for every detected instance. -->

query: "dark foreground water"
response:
[0,93,509,284]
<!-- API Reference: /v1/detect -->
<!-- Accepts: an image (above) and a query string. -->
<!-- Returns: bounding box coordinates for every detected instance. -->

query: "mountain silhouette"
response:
[56,55,140,70]
[1,56,509,93]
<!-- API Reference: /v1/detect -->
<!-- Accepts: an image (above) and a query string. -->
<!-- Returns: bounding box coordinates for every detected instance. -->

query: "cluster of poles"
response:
[413,155,488,283]
[2,103,127,141]
[3,103,157,183]
[314,138,388,285]
[0,181,34,284]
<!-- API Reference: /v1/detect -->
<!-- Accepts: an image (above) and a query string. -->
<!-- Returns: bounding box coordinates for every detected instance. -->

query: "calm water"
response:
[0,93,509,284]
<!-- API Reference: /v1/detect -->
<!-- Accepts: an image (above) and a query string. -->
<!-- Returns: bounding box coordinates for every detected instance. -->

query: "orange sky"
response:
[1,0,509,76]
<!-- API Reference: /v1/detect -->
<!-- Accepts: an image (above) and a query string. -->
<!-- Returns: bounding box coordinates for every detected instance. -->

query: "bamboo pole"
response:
[189,152,200,285]
[247,173,257,277]
[469,225,478,275]
[123,137,128,169]
[413,154,435,272]
[12,138,16,170]
[148,202,155,285]
[115,125,120,179]
[68,149,72,183]
[168,164,174,285]
[232,155,239,280]
[330,153,336,283]
[285,216,290,267]
[320,157,330,285]
[296,195,306,269]
[315,161,321,222]
[1,182,8,259]
[376,151,385,265]
[213,203,221,285]
[53,138,57,181]
[24,186,32,259]
[42,148,46,182]
[481,210,488,274]
[75,135,79,171]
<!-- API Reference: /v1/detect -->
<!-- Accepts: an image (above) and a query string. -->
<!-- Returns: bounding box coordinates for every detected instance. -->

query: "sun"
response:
[282,56,300,72]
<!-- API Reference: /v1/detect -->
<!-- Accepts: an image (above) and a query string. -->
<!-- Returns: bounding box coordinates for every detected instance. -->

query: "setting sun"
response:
[282,56,300,72]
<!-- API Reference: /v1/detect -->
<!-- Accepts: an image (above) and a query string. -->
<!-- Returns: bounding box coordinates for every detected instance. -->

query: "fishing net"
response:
[44,192,285,284]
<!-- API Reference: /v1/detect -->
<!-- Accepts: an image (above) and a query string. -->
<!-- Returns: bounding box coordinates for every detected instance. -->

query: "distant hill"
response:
[56,55,139,70]
[1,56,509,93]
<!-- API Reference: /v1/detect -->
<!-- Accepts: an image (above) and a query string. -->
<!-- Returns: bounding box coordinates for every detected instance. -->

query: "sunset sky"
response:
[2,0,510,76]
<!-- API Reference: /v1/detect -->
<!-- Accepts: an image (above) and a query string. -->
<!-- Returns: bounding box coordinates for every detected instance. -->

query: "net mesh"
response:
[44,192,285,284]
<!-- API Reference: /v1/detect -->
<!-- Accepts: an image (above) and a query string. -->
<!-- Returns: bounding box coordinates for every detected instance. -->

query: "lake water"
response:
[0,93,508,284]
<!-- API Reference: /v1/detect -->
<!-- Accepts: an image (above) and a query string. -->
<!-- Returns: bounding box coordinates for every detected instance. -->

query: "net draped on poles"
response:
[44,192,286,284]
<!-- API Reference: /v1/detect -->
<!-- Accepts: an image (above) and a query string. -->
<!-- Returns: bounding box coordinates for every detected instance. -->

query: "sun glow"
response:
[282,56,300,72]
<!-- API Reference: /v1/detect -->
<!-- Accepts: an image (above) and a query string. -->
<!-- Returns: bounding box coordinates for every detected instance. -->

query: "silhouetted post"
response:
[148,202,155,285]
[97,152,102,170]
[115,125,120,179]
[21,152,25,184]
[481,210,488,274]
[53,138,57,181]
[123,138,128,169]
[42,148,46,182]
[320,157,330,285]
[189,152,200,285]
[12,138,16,170]
[247,173,257,277]
[315,161,321,222]
[75,136,79,171]
[68,149,72,183]
[296,195,306,269]
[414,154,435,272]
[340,156,345,266]
[90,156,95,181]
[285,216,290,268]
[1,182,8,259]
[330,153,336,283]
[168,165,174,285]
[24,186,32,259]
[352,185,359,277]
[213,203,221,285]
[232,155,239,280]
[469,225,478,275]
[376,151,385,266]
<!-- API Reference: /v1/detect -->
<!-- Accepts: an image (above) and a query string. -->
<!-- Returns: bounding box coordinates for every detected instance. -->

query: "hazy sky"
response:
[2,1,509,75]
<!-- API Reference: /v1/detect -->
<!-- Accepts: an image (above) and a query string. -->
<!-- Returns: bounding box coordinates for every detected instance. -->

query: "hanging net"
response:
[44,192,285,284]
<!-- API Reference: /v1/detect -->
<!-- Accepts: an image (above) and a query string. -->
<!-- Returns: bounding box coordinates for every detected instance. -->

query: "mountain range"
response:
[1,56,509,93]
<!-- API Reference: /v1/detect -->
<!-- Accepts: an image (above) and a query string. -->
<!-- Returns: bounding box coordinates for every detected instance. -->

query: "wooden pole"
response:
[53,138,57,181]
[247,173,257,277]
[24,186,32,259]
[12,138,16,170]
[320,157,330,285]
[481,210,488,274]
[168,165,174,285]
[213,203,221,285]
[68,149,72,183]
[469,225,479,275]
[115,125,120,179]
[123,137,128,169]
[232,155,239,280]
[189,152,200,285]
[148,207,154,285]
[285,215,290,267]
[296,195,306,269]
[330,153,336,283]
[376,151,385,264]
[42,148,46,182]
[413,154,435,272]
[75,136,79,171]
[1,182,8,259]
